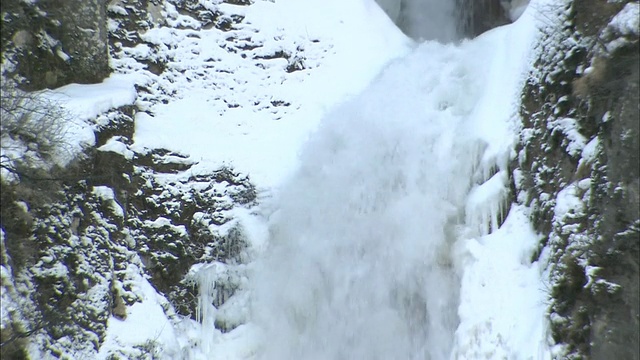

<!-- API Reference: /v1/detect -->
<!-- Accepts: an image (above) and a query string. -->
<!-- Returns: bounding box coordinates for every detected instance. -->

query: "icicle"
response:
[465,169,510,236]
[195,262,224,354]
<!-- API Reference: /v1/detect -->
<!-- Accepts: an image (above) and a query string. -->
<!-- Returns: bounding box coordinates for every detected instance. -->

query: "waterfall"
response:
[191,0,542,358]
[248,38,501,359]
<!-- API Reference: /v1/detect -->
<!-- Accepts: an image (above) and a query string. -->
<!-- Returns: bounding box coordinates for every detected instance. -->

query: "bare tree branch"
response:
[1,78,71,180]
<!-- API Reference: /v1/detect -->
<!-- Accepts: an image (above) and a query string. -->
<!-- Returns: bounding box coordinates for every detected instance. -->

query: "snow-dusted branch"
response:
[0,79,71,181]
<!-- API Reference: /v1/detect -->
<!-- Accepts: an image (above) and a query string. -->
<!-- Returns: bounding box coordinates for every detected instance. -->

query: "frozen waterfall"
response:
[193,0,549,358]
[249,39,505,359]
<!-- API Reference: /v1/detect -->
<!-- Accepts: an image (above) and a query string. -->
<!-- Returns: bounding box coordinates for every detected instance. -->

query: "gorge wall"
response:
[515,1,639,358]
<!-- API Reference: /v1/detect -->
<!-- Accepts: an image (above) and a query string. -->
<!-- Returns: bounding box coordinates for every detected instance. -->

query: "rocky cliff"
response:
[515,1,639,358]
[1,0,110,89]
[2,0,259,358]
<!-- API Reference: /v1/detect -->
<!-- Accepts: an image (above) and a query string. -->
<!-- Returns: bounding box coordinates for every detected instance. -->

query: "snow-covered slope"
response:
[121,0,411,189]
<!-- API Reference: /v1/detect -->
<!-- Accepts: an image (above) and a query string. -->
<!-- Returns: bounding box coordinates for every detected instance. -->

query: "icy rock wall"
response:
[456,0,510,37]
[515,0,639,358]
[374,0,514,40]
[375,0,458,41]
[1,0,110,89]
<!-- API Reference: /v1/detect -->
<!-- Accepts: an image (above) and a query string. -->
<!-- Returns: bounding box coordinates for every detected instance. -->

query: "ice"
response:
[245,3,548,358]
[466,170,510,236]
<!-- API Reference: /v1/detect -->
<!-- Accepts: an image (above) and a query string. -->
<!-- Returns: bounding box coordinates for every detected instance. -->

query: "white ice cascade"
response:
[249,37,512,359]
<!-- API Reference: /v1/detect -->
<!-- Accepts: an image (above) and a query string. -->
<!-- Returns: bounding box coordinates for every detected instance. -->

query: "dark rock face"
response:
[1,160,126,357]
[374,0,510,40]
[456,0,510,38]
[1,0,109,89]
[584,28,639,360]
[516,0,639,358]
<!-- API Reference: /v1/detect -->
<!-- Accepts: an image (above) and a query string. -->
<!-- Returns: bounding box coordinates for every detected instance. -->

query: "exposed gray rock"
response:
[375,0,511,40]
[1,0,110,89]
[516,0,639,357]
[0,103,257,357]
[457,0,511,37]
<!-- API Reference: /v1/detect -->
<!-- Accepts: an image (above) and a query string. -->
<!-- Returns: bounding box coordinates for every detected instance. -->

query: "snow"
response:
[145,217,188,237]
[130,0,411,188]
[97,277,182,359]
[603,2,639,51]
[548,117,587,157]
[608,2,640,36]
[56,48,70,62]
[92,185,125,218]
[0,74,135,181]
[454,206,550,360]
[0,229,14,327]
[554,182,585,220]
[107,4,128,16]
[581,137,599,163]
[97,136,135,160]
[92,185,116,201]
[38,73,138,165]
[42,74,136,122]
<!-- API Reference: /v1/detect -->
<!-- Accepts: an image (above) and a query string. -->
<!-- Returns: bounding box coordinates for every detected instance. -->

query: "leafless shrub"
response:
[0,79,70,179]
[572,56,608,99]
